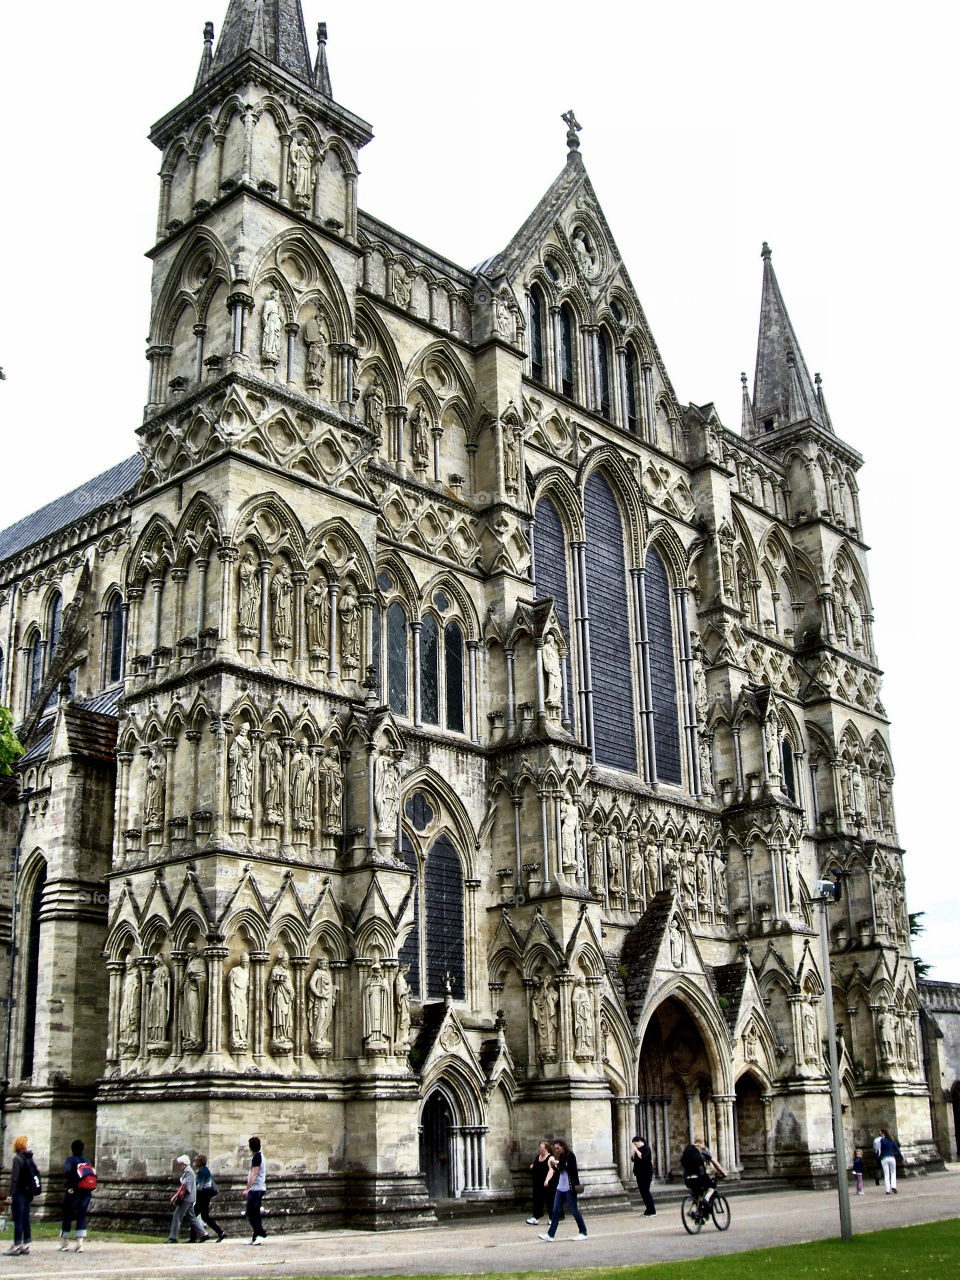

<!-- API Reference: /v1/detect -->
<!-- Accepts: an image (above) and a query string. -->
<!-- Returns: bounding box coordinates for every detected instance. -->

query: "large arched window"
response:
[533,495,573,728]
[624,345,639,434]
[584,473,636,772]
[420,615,440,725]
[559,306,575,400]
[20,862,47,1079]
[387,602,409,716]
[444,622,465,733]
[644,548,682,784]
[597,328,612,420]
[49,592,63,651]
[399,830,465,1001]
[106,594,125,686]
[529,285,546,384]
[28,633,44,708]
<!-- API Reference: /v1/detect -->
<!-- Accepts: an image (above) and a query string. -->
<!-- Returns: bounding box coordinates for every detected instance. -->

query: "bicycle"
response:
[680,1178,730,1234]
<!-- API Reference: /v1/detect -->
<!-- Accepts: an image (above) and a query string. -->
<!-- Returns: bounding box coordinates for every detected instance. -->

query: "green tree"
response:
[909,911,932,980]
[0,705,23,776]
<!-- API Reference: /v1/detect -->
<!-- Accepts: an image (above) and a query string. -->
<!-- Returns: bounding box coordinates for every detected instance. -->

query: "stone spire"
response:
[751,242,831,436]
[210,0,313,86]
[194,21,215,89]
[314,21,332,96]
[740,371,756,436]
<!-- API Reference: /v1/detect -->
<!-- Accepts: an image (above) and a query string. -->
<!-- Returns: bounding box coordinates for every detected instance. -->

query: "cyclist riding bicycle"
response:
[680,1136,726,1204]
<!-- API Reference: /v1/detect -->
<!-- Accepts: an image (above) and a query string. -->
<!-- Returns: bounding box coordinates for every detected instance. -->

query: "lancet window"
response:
[20,861,46,1079]
[624,344,640,433]
[560,306,576,400]
[533,495,573,731]
[643,548,682,785]
[399,831,465,1000]
[529,286,546,385]
[106,593,125,686]
[598,328,612,420]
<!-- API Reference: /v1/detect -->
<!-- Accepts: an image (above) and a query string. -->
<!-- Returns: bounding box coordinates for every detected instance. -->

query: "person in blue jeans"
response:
[59,1139,92,1252]
[538,1139,588,1241]
[3,1135,34,1256]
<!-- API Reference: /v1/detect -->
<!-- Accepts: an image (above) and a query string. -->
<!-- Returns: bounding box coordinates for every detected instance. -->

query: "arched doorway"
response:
[735,1071,766,1176]
[420,1089,454,1199]
[637,996,724,1179]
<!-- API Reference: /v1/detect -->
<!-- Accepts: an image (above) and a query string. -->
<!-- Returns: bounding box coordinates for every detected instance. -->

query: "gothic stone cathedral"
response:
[0,0,939,1228]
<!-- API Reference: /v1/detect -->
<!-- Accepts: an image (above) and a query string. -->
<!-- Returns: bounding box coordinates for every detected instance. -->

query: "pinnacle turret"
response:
[314,21,332,96]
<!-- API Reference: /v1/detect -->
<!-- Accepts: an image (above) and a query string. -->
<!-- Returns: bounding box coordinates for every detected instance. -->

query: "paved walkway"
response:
[4,1171,959,1278]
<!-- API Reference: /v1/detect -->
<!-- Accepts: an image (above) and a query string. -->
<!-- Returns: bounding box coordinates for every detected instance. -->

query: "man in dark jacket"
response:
[538,1139,588,1241]
[59,1139,92,1252]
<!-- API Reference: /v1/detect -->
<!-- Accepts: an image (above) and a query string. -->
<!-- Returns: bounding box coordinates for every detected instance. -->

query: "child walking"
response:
[852,1148,864,1196]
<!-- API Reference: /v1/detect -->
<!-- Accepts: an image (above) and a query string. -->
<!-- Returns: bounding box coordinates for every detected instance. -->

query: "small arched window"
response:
[559,306,575,400]
[781,739,797,802]
[387,602,409,716]
[644,547,682,785]
[49,592,63,651]
[444,621,465,733]
[624,345,639,433]
[107,594,125,685]
[529,286,545,385]
[28,634,44,707]
[598,328,612,420]
[20,862,47,1079]
[420,615,440,725]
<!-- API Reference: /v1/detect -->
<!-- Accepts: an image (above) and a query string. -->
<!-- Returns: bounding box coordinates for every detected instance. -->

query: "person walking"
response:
[526,1141,555,1224]
[873,1129,883,1186]
[167,1153,208,1243]
[241,1135,267,1244]
[538,1139,588,1241]
[878,1127,902,1194]
[193,1155,225,1242]
[59,1139,93,1252]
[852,1147,864,1196]
[3,1136,37,1256]
[631,1135,656,1216]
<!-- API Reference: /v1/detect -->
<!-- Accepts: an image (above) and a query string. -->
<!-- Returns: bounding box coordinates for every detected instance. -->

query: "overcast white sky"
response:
[1,2,957,975]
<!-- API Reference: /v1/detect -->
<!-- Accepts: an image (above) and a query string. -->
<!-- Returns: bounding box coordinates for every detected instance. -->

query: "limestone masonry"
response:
[0,0,943,1230]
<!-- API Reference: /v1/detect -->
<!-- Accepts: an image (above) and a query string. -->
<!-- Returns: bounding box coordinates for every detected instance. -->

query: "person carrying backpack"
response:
[680,1136,726,1205]
[59,1138,95,1253]
[4,1134,40,1256]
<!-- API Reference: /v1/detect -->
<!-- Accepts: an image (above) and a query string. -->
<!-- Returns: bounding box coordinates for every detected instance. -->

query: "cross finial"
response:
[562,109,582,152]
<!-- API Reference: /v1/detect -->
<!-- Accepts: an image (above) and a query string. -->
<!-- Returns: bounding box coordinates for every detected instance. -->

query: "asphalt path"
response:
[5,1170,959,1278]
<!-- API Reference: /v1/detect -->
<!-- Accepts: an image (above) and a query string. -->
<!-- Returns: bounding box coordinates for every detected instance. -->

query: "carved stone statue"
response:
[696,853,709,905]
[645,843,660,897]
[303,311,327,387]
[147,958,170,1046]
[143,749,166,832]
[290,740,315,832]
[261,735,284,826]
[362,961,390,1051]
[784,847,800,912]
[180,941,206,1052]
[261,288,282,363]
[119,958,141,1055]
[607,831,624,894]
[719,533,735,599]
[393,267,411,309]
[763,713,780,779]
[228,952,250,1052]
[744,1023,758,1062]
[669,917,684,968]
[228,724,254,820]
[318,746,343,832]
[559,797,579,876]
[338,582,361,673]
[802,1001,820,1066]
[269,949,294,1052]
[237,550,261,639]
[571,226,598,276]
[394,964,412,1049]
[289,134,315,207]
[588,831,604,895]
[680,850,696,910]
[713,856,727,914]
[271,566,293,649]
[364,375,386,432]
[531,975,558,1059]
[502,421,520,492]
[541,635,562,713]
[374,751,400,833]
[410,402,430,471]
[692,640,708,726]
[306,579,329,658]
[307,957,336,1053]
[851,765,866,816]
[572,979,595,1057]
[628,833,643,900]
[877,1008,896,1066]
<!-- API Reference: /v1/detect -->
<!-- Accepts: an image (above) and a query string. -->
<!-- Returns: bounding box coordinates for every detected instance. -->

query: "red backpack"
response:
[76,1161,97,1192]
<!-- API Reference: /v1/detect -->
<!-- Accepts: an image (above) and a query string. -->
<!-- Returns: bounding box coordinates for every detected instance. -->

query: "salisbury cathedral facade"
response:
[0,0,939,1228]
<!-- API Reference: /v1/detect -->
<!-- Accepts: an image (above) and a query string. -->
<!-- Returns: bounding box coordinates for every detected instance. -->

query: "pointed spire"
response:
[814,372,835,432]
[212,0,313,86]
[740,371,756,435]
[313,21,332,96]
[751,242,831,436]
[195,21,215,90]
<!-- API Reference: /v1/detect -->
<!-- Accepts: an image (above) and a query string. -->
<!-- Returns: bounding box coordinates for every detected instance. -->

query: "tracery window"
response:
[387,602,409,716]
[644,547,682,785]
[598,328,612,420]
[533,495,573,728]
[584,473,637,772]
[560,306,575,400]
[529,285,546,385]
[444,621,465,733]
[624,344,639,434]
[399,830,465,1000]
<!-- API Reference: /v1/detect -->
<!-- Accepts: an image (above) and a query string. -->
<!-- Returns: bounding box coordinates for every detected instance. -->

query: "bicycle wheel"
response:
[681,1195,703,1234]
[711,1193,731,1231]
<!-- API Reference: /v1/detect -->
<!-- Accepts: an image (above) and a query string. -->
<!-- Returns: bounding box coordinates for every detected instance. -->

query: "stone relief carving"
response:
[571,226,598,277]
[261,735,284,826]
[307,957,337,1054]
[393,267,411,308]
[784,847,800,913]
[269,949,294,1053]
[572,979,595,1058]
[181,941,206,1052]
[228,952,250,1052]
[143,749,166,832]
[229,724,254,820]
[628,833,643,900]
[271,566,293,649]
[801,1000,820,1067]
[645,842,660,897]
[238,550,261,640]
[338,582,361,673]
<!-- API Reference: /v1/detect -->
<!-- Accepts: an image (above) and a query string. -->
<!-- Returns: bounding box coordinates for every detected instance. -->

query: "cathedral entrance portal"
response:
[637,997,725,1179]
[420,1089,454,1199]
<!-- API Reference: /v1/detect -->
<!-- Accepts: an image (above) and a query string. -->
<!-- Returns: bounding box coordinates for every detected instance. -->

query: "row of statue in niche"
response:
[116,946,413,1062]
[529,972,598,1064]
[237,551,363,669]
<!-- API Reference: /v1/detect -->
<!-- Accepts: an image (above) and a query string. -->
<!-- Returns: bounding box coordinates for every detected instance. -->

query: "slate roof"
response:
[0,455,142,564]
[711,961,748,1033]
[19,686,123,767]
[621,890,675,1025]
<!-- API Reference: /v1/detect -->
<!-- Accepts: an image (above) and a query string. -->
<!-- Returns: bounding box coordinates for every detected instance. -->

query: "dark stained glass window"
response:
[29,635,43,706]
[644,548,682,784]
[560,307,575,400]
[425,835,464,999]
[398,834,421,997]
[108,595,125,685]
[371,604,382,696]
[388,602,408,716]
[21,863,46,1078]
[444,621,465,733]
[529,286,545,384]
[598,328,612,420]
[49,592,63,650]
[625,345,639,433]
[781,739,796,801]
[533,496,572,724]
[421,615,440,725]
[584,473,637,772]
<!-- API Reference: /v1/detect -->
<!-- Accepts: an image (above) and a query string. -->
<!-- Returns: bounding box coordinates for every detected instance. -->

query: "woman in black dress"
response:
[527,1140,555,1224]
[631,1135,656,1216]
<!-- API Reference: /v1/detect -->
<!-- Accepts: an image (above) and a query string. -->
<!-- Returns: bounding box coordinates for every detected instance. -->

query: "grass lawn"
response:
[278,1220,960,1280]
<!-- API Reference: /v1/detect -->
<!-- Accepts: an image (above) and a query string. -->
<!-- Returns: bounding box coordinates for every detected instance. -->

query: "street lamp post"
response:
[815,874,852,1242]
